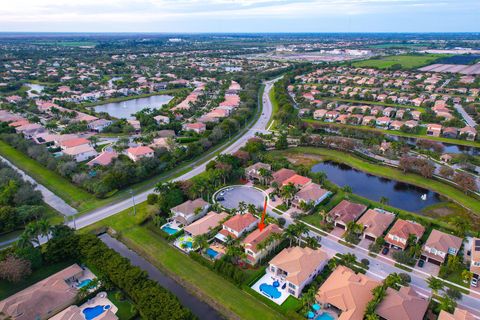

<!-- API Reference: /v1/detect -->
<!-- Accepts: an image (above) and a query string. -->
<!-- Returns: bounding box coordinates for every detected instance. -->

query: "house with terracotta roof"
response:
[426,123,443,137]
[245,162,271,183]
[375,287,429,320]
[59,137,90,150]
[0,264,87,320]
[271,168,296,186]
[438,308,476,320]
[14,123,46,139]
[268,247,328,297]
[182,122,206,134]
[87,151,118,167]
[420,230,463,265]
[459,126,477,141]
[281,174,312,188]
[216,213,258,241]
[171,198,210,226]
[153,115,170,125]
[63,144,98,162]
[356,209,396,241]
[470,238,480,281]
[316,265,380,320]
[242,224,282,265]
[292,183,331,210]
[183,211,228,237]
[126,146,154,162]
[326,200,367,230]
[384,219,425,250]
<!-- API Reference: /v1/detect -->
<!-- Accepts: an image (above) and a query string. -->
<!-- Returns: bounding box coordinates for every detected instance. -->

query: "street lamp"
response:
[129,189,136,216]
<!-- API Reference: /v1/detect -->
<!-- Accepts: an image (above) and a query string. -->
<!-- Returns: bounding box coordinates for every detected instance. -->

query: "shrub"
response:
[147,193,158,205]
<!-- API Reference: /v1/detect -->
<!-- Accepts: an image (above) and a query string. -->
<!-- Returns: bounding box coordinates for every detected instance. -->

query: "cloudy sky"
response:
[0,0,478,33]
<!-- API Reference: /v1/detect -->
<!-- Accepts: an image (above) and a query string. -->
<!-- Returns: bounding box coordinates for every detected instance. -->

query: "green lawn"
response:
[304,119,480,148]
[267,85,278,130]
[108,291,137,320]
[274,147,480,214]
[352,54,449,69]
[0,260,74,300]
[83,203,288,320]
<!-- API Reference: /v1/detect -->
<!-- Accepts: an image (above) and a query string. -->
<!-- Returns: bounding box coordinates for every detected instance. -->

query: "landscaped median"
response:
[271,147,480,214]
[82,202,293,320]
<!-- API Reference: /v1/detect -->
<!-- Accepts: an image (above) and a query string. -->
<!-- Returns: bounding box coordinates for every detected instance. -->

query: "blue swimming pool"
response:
[161,224,179,235]
[185,241,193,248]
[259,283,282,299]
[77,279,92,289]
[82,305,110,320]
[315,312,334,320]
[206,248,219,259]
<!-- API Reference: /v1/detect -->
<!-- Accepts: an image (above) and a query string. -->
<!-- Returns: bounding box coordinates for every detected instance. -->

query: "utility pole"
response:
[129,189,136,216]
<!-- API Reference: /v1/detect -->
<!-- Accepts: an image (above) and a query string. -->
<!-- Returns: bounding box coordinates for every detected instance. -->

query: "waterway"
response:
[312,161,442,213]
[93,94,173,119]
[99,233,222,320]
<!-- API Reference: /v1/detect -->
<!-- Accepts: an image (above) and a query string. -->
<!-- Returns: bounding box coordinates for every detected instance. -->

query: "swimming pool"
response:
[315,312,334,320]
[206,248,219,259]
[77,279,93,289]
[161,223,180,235]
[259,283,282,299]
[82,305,111,320]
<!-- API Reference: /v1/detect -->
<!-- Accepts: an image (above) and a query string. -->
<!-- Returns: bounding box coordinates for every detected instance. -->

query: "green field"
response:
[272,147,480,214]
[352,54,449,69]
[83,203,289,320]
[267,85,278,130]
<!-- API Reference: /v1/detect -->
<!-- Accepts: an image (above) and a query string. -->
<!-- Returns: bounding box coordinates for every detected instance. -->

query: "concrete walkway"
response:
[454,103,478,127]
[0,155,77,216]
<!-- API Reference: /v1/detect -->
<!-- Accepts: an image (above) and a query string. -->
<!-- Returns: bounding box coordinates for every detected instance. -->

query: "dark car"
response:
[217,196,225,201]
[381,247,389,255]
[418,259,425,268]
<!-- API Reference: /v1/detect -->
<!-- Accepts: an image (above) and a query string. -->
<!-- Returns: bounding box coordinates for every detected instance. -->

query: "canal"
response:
[93,94,173,119]
[99,234,222,320]
[312,161,442,213]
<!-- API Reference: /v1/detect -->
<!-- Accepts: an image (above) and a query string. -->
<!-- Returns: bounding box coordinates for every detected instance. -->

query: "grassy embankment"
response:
[271,147,480,214]
[351,54,450,69]
[267,84,278,130]
[82,203,292,320]
[304,119,480,148]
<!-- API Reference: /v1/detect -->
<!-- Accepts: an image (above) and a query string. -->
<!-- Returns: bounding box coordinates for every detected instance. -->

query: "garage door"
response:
[336,222,346,229]
[365,234,376,241]
[428,257,442,266]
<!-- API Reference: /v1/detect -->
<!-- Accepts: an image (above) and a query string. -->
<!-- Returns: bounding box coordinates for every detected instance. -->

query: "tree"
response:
[0,255,31,282]
[88,135,99,148]
[37,218,52,241]
[461,270,473,284]
[280,183,297,206]
[439,166,454,179]
[453,172,478,193]
[193,234,209,251]
[446,288,462,301]
[379,196,389,205]
[437,295,457,313]
[427,276,444,297]
[238,201,247,214]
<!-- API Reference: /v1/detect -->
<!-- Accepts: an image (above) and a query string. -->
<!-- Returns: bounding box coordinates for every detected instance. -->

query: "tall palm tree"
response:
[280,183,297,206]
[294,223,309,245]
[37,218,52,241]
[247,204,256,214]
[238,201,247,214]
[427,276,444,297]
[193,234,209,251]
[24,222,40,246]
[284,224,298,247]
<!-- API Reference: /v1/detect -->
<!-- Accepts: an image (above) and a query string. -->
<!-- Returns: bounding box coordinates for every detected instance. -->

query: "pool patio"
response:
[174,235,196,252]
[251,273,290,305]
[160,220,183,236]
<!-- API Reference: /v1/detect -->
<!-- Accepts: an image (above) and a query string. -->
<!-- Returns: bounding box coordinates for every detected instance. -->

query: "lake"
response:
[312,161,442,212]
[93,94,173,119]
[387,135,479,155]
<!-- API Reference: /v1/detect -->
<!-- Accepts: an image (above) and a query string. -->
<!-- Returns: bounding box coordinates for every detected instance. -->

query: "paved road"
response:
[70,78,277,229]
[454,103,478,127]
[0,155,77,216]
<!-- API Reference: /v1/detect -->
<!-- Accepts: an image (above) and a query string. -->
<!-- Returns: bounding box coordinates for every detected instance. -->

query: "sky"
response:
[0,0,479,33]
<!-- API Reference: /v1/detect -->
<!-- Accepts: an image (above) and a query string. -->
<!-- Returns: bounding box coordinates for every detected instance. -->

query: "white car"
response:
[471,278,478,287]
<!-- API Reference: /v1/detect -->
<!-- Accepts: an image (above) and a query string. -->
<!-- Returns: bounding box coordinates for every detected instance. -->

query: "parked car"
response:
[471,277,478,288]
[217,196,225,201]
[381,247,389,255]
[417,259,425,268]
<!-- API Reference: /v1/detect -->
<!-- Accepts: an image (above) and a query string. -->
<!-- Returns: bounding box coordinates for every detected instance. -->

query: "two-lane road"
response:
[70,78,278,229]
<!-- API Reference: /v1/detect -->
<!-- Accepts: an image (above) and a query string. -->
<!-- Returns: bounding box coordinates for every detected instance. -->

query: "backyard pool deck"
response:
[251,273,290,305]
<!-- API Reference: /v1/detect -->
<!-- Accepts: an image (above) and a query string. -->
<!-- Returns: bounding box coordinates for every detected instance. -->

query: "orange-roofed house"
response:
[327,200,367,230]
[438,308,476,320]
[420,230,463,265]
[470,238,480,282]
[356,209,395,241]
[459,126,477,141]
[183,211,228,238]
[87,151,118,167]
[292,183,331,210]
[271,168,296,186]
[268,247,329,297]
[375,287,429,320]
[63,144,98,162]
[315,266,380,320]
[126,146,154,162]
[385,219,425,251]
[242,224,282,265]
[182,122,206,134]
[216,213,258,241]
[59,137,90,150]
[426,124,442,137]
[281,174,312,188]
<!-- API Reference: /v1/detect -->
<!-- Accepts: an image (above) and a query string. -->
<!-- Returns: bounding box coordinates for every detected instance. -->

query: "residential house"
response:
[271,168,296,186]
[88,119,112,132]
[470,238,480,281]
[327,200,367,230]
[245,162,272,183]
[375,287,429,320]
[314,109,328,120]
[87,151,118,167]
[63,145,98,162]
[459,126,477,141]
[376,116,391,127]
[384,219,425,250]
[356,209,395,241]
[183,211,229,238]
[443,127,458,139]
[171,198,210,226]
[0,264,85,320]
[216,213,258,241]
[15,123,46,139]
[438,308,476,320]
[126,146,155,162]
[281,174,312,188]
[292,183,331,209]
[268,247,328,297]
[242,224,283,265]
[153,115,170,125]
[426,124,442,137]
[316,266,380,320]
[421,230,463,265]
[59,137,90,150]
[182,122,206,134]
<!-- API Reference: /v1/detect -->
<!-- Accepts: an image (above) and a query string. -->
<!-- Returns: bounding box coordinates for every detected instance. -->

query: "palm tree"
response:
[88,135,99,148]
[294,223,309,245]
[258,168,272,185]
[305,236,319,249]
[17,232,33,249]
[193,234,209,251]
[342,253,357,268]
[284,224,298,247]
[379,196,389,205]
[247,204,256,214]
[461,270,473,284]
[346,221,363,234]
[238,201,247,214]
[427,276,444,297]
[438,295,457,313]
[280,183,297,206]
[37,218,52,241]
[385,273,402,289]
[24,222,40,246]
